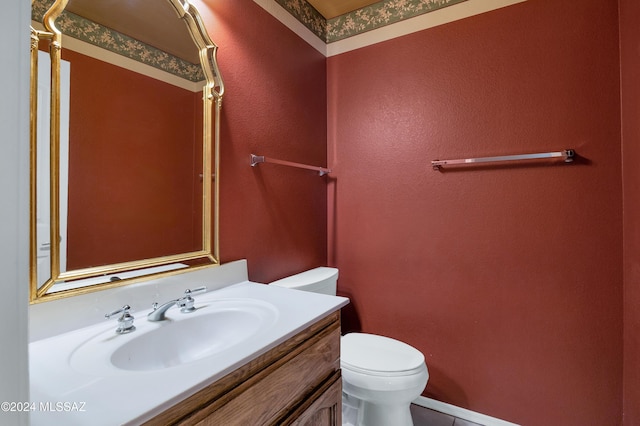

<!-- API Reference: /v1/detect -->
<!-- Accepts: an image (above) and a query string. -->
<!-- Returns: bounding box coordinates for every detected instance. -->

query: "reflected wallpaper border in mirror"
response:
[32,0,204,82]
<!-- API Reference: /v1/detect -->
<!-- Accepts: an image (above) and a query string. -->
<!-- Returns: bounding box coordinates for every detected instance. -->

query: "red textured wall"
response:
[64,50,202,270]
[327,1,622,425]
[194,0,328,282]
[620,0,640,423]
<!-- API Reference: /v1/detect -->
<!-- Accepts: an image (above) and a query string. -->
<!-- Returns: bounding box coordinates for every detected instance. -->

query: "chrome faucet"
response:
[105,305,136,334]
[147,286,207,322]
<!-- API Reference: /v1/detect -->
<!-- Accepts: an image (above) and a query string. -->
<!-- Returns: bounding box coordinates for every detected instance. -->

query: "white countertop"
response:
[30,279,348,425]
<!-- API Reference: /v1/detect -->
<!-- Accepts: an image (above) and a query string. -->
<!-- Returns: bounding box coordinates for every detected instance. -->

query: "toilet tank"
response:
[269,267,338,296]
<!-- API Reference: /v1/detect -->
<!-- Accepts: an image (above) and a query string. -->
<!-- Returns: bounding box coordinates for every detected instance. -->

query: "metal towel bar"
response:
[431,149,575,170]
[250,154,331,176]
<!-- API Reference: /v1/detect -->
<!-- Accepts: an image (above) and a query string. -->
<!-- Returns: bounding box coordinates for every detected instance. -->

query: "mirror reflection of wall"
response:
[62,46,204,270]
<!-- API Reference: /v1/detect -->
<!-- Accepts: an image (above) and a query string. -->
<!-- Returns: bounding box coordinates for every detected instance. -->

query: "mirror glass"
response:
[30,0,223,301]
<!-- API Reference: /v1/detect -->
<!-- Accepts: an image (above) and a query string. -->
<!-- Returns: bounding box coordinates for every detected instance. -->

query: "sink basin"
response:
[70,298,278,374]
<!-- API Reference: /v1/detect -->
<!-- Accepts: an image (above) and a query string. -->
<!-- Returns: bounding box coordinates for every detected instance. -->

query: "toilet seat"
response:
[341,333,425,377]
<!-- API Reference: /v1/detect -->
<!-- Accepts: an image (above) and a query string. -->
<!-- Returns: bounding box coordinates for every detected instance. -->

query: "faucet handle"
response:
[105,304,131,319]
[180,286,207,313]
[105,305,136,334]
[184,286,207,296]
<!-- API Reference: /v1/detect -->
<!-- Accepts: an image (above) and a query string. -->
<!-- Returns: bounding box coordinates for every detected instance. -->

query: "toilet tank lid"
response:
[269,267,338,289]
[341,333,425,374]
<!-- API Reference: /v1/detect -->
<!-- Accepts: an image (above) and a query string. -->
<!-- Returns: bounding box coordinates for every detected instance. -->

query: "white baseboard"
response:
[412,396,520,426]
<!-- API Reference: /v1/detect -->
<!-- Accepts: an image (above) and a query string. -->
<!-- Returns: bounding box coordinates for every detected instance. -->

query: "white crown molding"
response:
[327,0,527,56]
[253,0,327,56]
[254,0,527,57]
[63,36,203,92]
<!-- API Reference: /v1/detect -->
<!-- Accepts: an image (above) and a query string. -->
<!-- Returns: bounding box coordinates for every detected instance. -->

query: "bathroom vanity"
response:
[148,311,342,425]
[29,261,349,425]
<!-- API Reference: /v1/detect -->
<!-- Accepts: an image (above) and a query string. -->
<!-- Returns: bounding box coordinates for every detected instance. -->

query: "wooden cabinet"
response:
[145,311,342,426]
[285,372,341,426]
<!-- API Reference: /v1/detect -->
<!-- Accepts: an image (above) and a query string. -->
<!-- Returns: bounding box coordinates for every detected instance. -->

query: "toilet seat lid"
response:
[341,333,425,376]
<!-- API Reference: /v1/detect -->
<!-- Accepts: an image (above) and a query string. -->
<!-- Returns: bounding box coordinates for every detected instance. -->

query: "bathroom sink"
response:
[31,278,349,426]
[70,298,278,375]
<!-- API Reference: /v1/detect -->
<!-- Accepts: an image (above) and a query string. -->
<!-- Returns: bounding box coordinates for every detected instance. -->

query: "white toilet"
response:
[270,267,429,426]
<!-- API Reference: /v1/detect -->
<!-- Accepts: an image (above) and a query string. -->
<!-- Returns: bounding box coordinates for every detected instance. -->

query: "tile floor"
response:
[410,404,484,426]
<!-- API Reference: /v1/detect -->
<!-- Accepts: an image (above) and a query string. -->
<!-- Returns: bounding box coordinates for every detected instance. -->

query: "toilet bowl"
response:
[270,267,429,426]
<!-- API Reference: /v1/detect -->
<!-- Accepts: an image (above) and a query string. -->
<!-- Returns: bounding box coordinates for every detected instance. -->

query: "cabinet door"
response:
[287,373,342,426]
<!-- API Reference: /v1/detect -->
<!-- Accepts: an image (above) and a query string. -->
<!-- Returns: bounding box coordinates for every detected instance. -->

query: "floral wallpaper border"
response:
[32,0,204,82]
[274,0,328,41]
[328,0,469,42]
[275,0,469,43]
[33,0,469,67]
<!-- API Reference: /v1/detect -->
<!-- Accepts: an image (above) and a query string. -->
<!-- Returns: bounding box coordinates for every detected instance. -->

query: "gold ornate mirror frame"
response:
[29,0,224,303]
